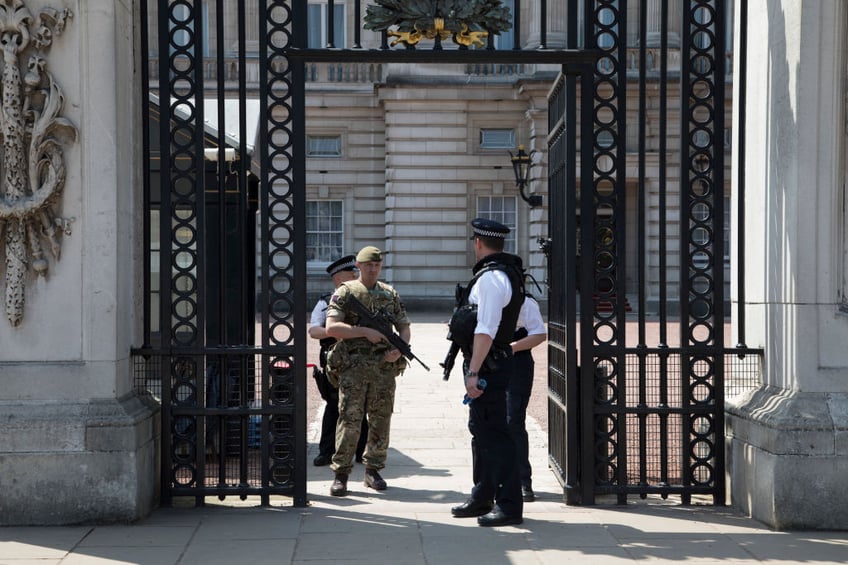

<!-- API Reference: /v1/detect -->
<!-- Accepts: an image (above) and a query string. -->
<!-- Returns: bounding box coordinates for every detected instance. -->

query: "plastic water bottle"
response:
[462,378,487,405]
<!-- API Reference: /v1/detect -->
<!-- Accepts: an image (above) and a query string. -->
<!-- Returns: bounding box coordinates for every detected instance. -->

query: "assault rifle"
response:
[441,282,466,381]
[440,342,460,381]
[346,294,430,371]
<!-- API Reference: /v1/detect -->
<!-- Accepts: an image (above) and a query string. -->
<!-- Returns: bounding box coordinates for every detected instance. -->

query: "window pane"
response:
[333,5,345,47]
[480,129,515,149]
[306,200,344,264]
[307,135,342,157]
[308,5,322,48]
[477,196,518,254]
[496,0,515,50]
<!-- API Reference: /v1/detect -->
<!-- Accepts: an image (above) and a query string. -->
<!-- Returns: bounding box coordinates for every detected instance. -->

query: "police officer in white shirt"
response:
[449,218,525,527]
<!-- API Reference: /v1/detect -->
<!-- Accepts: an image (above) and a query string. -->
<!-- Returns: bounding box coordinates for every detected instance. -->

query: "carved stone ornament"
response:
[0,0,76,327]
[364,0,512,48]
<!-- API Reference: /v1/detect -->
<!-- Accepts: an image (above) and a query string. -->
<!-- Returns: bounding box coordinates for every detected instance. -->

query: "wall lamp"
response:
[509,145,543,207]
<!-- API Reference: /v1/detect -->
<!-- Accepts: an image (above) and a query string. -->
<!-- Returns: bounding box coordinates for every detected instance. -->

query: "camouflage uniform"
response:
[325,279,408,475]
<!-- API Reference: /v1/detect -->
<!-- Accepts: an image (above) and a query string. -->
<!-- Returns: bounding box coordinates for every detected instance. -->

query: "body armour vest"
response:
[458,252,525,348]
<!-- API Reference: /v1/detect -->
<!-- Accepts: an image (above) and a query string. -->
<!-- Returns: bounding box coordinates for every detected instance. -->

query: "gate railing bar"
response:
[514,0,522,50]
[284,48,599,65]
[140,0,151,349]
[292,45,310,512]
[613,0,630,507]
[636,0,649,489]
[236,0,256,502]
[735,0,748,348]
[327,0,336,48]
[657,0,671,490]
[353,0,362,48]
[192,0,209,508]
[155,1,174,507]
[678,0,692,505]
[215,0,228,349]
[291,0,310,508]
[712,1,729,506]
[540,0,547,49]
[258,0,275,504]
[577,0,598,507]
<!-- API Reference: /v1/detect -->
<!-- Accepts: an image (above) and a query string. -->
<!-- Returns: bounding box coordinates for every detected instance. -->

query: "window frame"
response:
[479,128,516,151]
[476,195,519,255]
[306,199,345,268]
[306,134,343,158]
[308,1,346,49]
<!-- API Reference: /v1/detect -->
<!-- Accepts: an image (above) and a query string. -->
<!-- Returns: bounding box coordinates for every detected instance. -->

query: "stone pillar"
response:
[646,0,680,48]
[0,2,157,524]
[726,0,848,529]
[526,0,566,49]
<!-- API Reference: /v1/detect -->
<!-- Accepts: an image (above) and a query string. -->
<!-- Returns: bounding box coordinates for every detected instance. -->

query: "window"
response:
[308,2,345,48]
[477,196,518,254]
[495,0,515,50]
[306,200,344,264]
[306,135,342,157]
[480,129,515,150]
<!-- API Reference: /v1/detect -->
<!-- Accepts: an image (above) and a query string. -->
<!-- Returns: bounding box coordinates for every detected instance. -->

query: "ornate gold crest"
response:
[364,0,513,49]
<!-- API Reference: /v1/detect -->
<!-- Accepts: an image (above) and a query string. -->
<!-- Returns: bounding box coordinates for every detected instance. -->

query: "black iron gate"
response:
[133,0,603,506]
[546,0,762,505]
[133,0,759,508]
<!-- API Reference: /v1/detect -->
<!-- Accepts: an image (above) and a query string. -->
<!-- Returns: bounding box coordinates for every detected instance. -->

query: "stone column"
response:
[0,2,156,524]
[726,0,848,529]
[526,0,567,49]
[646,0,680,48]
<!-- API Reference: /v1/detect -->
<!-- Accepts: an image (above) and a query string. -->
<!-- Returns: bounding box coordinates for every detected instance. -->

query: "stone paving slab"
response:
[1,321,846,564]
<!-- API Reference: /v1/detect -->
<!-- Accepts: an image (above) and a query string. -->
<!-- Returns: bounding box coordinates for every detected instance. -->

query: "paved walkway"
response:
[2,320,847,564]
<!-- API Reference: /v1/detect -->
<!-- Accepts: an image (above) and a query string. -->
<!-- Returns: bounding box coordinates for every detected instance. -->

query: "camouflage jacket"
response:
[325,279,409,380]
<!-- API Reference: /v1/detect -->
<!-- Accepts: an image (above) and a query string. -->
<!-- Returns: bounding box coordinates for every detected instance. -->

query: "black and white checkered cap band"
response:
[473,228,507,238]
[329,259,356,275]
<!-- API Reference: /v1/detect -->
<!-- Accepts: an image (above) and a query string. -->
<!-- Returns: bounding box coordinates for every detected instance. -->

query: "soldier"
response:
[449,218,525,527]
[307,254,368,467]
[324,245,410,496]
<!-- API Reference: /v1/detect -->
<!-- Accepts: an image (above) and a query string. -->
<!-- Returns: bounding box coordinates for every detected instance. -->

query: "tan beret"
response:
[356,246,383,262]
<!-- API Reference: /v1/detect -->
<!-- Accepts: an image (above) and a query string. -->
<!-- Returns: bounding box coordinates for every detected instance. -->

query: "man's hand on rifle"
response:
[356,327,402,362]
[360,326,386,344]
[383,347,402,363]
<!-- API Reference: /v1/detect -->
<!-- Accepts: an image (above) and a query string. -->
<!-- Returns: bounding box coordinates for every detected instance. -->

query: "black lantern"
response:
[509,145,542,207]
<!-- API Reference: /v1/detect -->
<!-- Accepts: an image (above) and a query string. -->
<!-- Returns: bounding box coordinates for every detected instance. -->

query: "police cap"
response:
[470,217,510,240]
[326,254,357,276]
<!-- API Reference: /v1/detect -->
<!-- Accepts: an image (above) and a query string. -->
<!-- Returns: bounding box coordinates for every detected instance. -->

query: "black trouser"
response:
[315,367,367,458]
[506,351,534,488]
[467,361,523,518]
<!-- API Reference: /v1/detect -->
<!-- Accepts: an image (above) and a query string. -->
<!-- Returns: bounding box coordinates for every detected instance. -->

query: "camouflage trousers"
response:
[330,365,397,475]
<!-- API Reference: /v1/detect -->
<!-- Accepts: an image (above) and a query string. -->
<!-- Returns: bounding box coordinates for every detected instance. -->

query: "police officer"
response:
[508,291,546,502]
[307,254,368,467]
[324,246,410,496]
[450,218,524,527]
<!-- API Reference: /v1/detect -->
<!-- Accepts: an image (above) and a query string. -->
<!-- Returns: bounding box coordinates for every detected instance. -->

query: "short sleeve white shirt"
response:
[467,269,512,338]
[309,297,329,329]
[517,296,546,336]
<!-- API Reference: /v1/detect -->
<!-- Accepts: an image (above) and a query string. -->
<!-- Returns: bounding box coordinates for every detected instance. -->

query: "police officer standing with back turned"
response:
[307,254,368,467]
[449,218,525,527]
